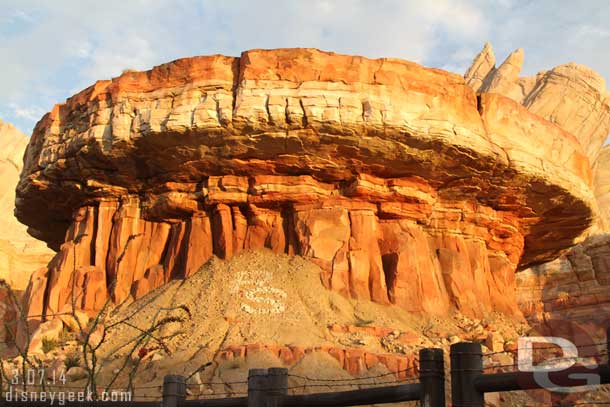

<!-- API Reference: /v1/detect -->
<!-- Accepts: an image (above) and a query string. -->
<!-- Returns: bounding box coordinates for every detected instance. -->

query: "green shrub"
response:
[42,337,59,353]
[64,352,81,370]
[355,318,374,327]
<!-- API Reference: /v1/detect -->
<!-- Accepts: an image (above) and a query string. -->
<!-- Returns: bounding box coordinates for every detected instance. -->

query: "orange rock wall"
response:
[466,44,610,337]
[216,343,419,379]
[27,173,525,324]
[517,234,610,339]
[16,48,599,329]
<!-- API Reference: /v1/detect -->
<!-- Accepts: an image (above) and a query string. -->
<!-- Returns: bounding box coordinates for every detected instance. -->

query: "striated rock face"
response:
[216,343,418,379]
[463,42,496,92]
[17,48,596,325]
[516,147,610,338]
[593,145,610,232]
[465,43,610,163]
[516,234,610,338]
[0,118,54,341]
[466,44,610,338]
[0,119,54,289]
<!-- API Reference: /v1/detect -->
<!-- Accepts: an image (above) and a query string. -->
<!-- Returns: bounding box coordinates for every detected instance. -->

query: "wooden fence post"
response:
[267,367,288,406]
[248,368,269,407]
[419,347,445,407]
[162,374,186,407]
[606,326,610,366]
[451,342,484,407]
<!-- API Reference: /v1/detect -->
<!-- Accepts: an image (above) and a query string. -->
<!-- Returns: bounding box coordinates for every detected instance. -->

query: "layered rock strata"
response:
[516,147,610,338]
[593,146,610,232]
[0,119,54,290]
[465,43,610,338]
[0,119,54,341]
[465,43,610,163]
[216,343,418,379]
[17,48,596,325]
[517,234,610,338]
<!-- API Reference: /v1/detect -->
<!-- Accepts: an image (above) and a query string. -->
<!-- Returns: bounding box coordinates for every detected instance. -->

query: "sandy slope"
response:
[87,250,526,401]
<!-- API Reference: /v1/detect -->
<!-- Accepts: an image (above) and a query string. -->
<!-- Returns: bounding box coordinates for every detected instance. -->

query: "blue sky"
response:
[1,0,609,136]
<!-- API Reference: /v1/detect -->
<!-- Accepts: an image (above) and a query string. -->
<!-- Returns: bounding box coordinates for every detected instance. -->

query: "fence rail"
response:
[450,328,610,406]
[163,347,444,407]
[1,328,608,406]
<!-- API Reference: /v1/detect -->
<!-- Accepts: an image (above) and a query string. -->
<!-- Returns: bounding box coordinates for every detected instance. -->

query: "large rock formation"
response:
[465,42,610,163]
[465,43,610,339]
[17,48,596,328]
[0,119,54,289]
[0,118,54,341]
[516,233,610,338]
[516,146,610,338]
[593,146,610,232]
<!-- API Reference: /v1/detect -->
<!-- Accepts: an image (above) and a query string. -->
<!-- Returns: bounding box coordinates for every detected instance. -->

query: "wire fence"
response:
[1,331,608,406]
[480,340,609,375]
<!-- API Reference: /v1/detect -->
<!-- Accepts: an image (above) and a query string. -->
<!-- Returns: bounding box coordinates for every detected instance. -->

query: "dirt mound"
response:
[107,249,417,350]
[77,250,525,398]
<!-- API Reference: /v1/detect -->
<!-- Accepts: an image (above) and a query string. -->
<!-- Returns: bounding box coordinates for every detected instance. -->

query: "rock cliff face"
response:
[516,146,610,338]
[593,146,610,232]
[17,48,596,327]
[0,118,54,340]
[516,234,610,338]
[0,119,54,289]
[465,43,610,338]
[465,42,610,163]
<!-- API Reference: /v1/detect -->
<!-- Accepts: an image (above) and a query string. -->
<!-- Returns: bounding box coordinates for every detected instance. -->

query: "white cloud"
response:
[575,25,610,39]
[0,0,609,138]
[72,41,93,59]
[80,36,157,84]
[9,103,46,122]
[10,10,35,23]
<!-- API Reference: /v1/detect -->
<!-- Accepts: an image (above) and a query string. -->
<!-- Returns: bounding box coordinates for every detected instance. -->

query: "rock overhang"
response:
[16,48,596,269]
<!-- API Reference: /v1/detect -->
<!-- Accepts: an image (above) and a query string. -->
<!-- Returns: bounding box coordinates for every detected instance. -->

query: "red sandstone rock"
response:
[15,48,599,324]
[467,47,610,330]
[131,265,165,300]
[0,119,55,337]
[465,43,610,163]
[0,286,17,342]
[216,343,418,379]
[465,44,610,335]
[517,234,610,339]
[0,119,54,289]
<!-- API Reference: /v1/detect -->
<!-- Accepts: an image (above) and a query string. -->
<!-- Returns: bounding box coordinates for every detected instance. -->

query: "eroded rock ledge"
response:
[465,42,610,163]
[17,48,596,322]
[464,43,610,337]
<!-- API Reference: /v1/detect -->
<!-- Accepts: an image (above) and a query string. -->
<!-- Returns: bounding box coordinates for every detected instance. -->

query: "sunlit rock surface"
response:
[16,48,597,326]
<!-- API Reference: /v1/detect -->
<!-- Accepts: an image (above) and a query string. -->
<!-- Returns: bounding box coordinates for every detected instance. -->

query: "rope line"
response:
[185,368,421,400]
[483,355,602,370]
[185,366,418,389]
[187,380,248,387]
[286,366,417,383]
[188,378,420,400]
[482,341,608,357]
[191,391,248,398]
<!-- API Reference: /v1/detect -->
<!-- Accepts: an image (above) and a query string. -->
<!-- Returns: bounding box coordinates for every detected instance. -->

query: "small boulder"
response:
[80,324,105,349]
[58,304,90,332]
[485,332,504,353]
[28,319,64,354]
[504,340,518,353]
[66,366,88,381]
